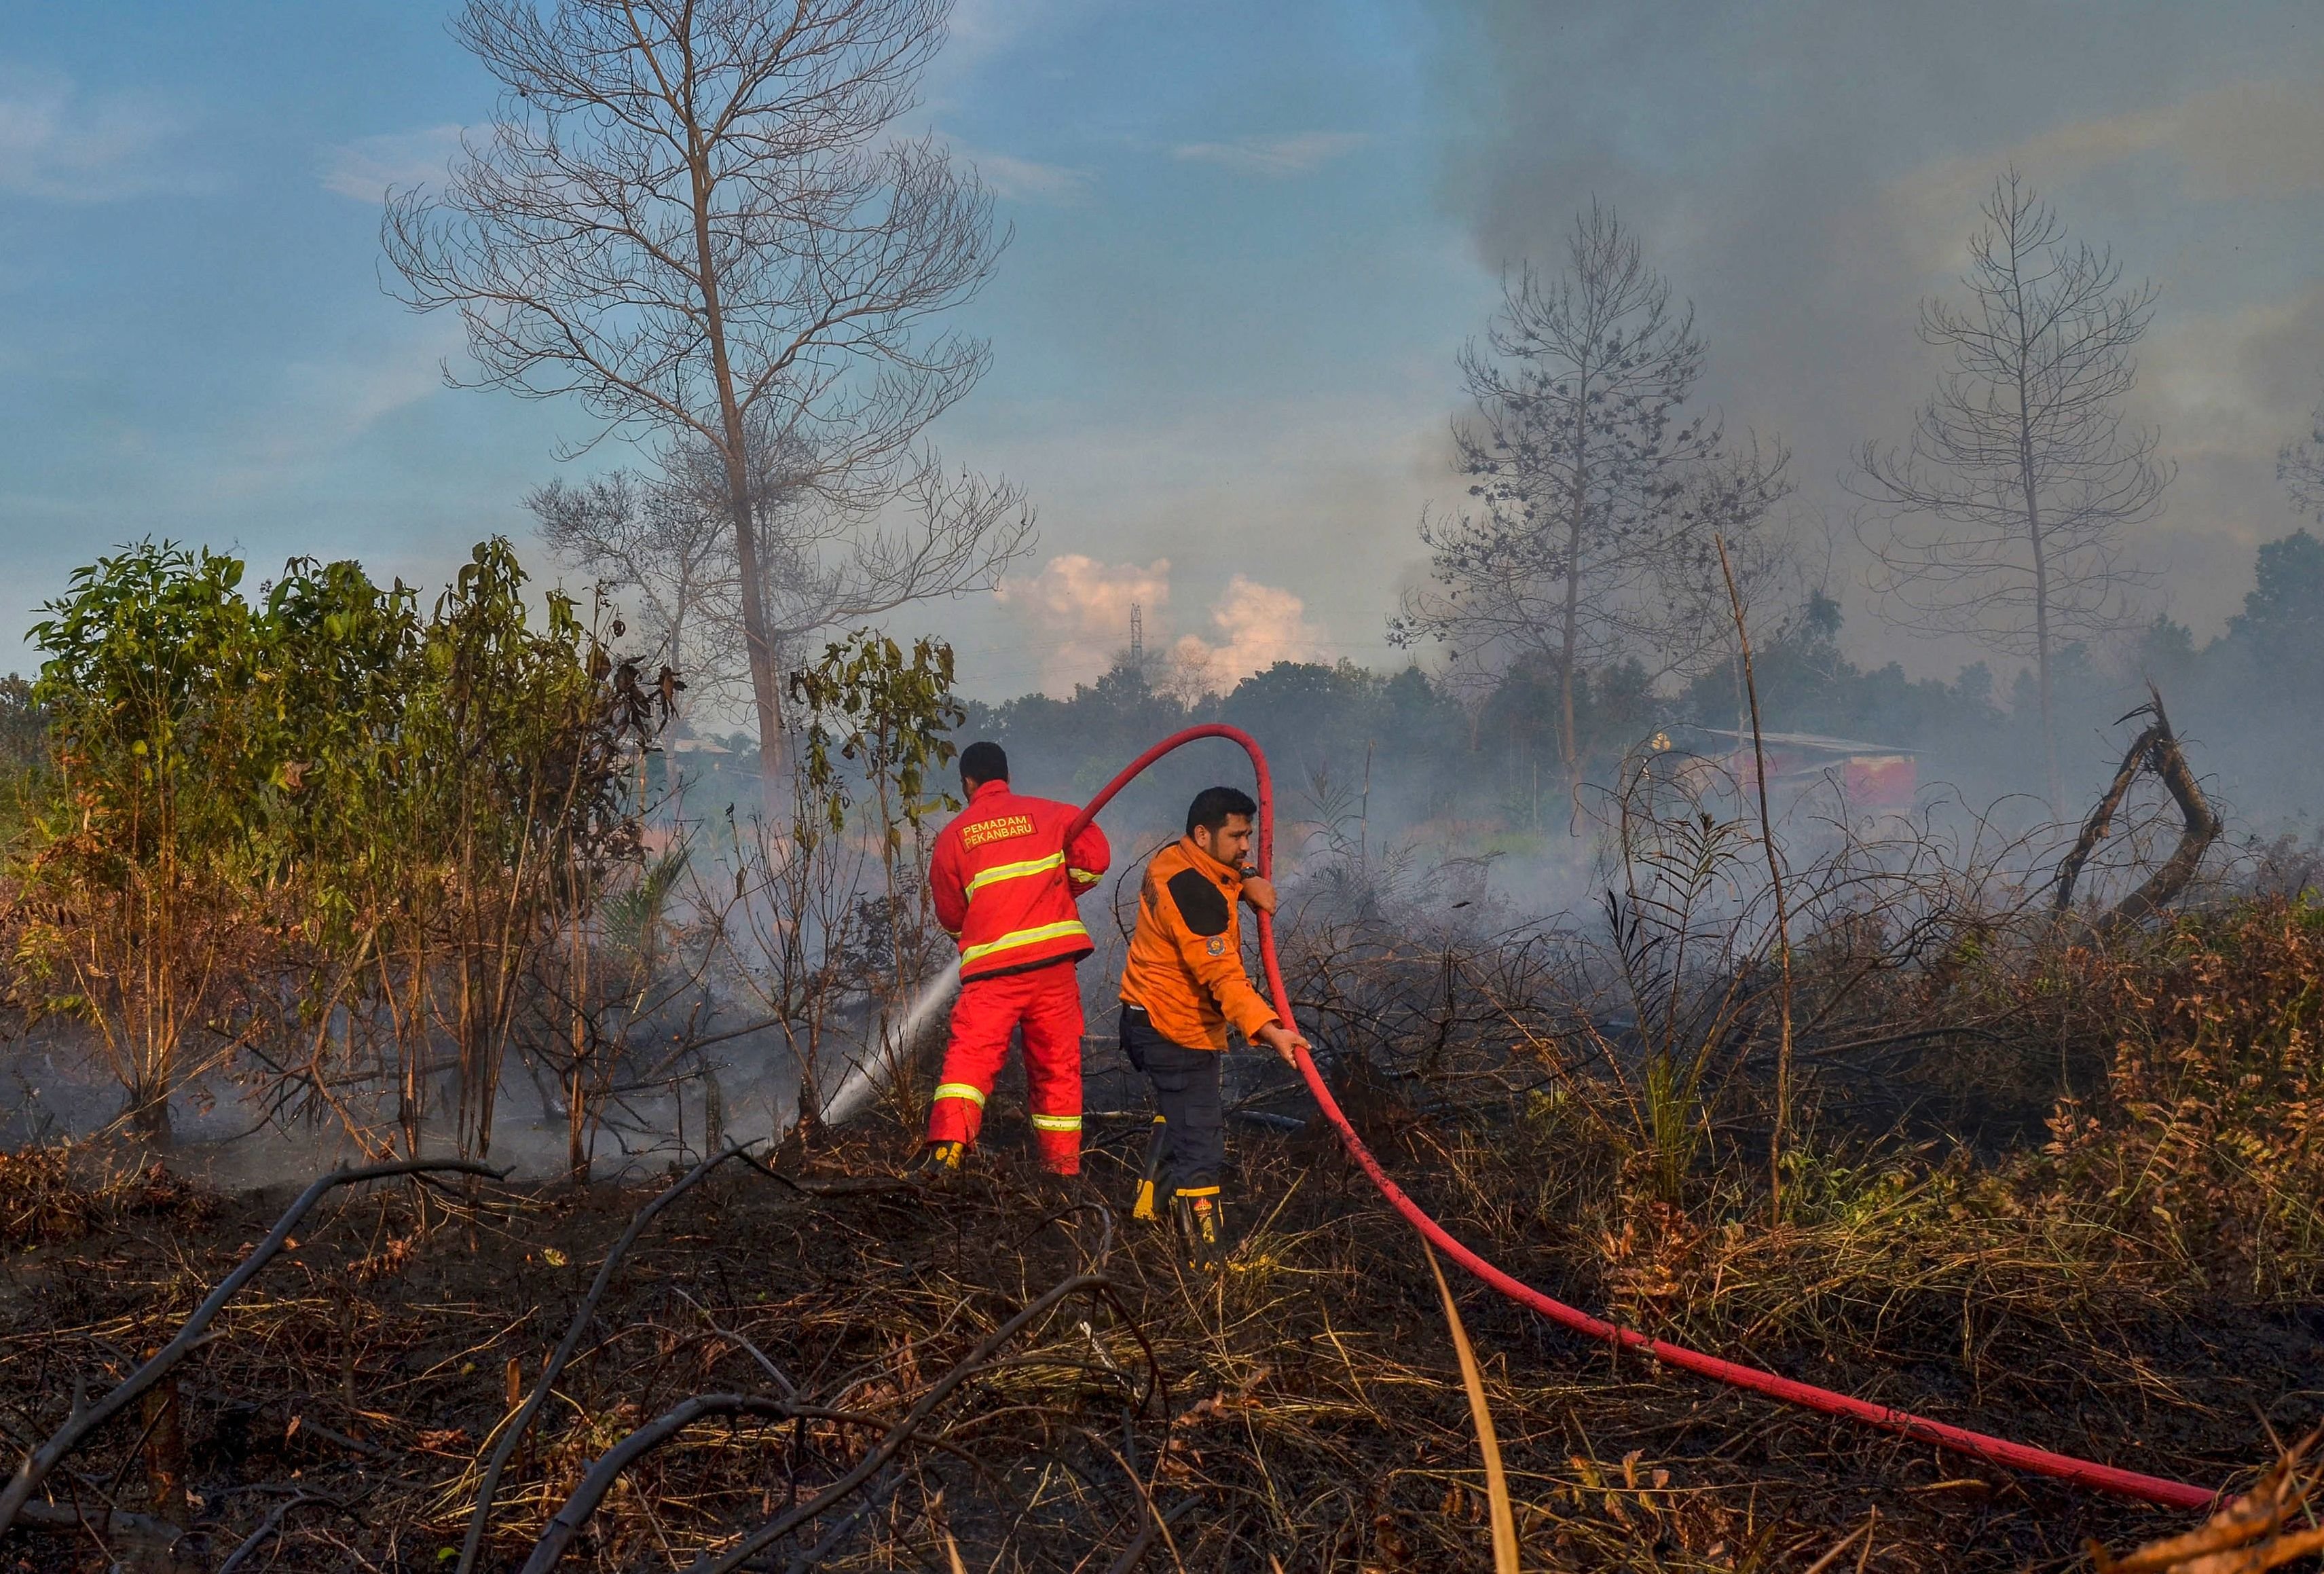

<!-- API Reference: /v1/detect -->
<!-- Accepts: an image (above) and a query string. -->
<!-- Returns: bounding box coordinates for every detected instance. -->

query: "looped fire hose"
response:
[1060,723,2216,1512]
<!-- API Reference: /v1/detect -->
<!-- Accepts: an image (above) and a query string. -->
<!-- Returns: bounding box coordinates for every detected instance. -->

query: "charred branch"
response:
[678,1270,1113,1574]
[459,1139,764,1574]
[2053,685,2221,929]
[0,1158,504,1535]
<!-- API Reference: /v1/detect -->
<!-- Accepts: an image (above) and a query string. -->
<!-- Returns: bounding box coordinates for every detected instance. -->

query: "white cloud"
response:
[937,381,1446,700]
[997,553,1171,691]
[929,0,1073,75]
[995,553,1325,695]
[951,141,1092,205]
[0,71,187,201]
[1171,131,1367,179]
[321,124,464,203]
[1172,574,1325,687]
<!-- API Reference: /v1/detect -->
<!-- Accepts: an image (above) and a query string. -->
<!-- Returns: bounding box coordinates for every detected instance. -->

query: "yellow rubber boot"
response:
[1132,1115,1168,1221]
[1171,1191,1223,1271]
[906,1139,965,1184]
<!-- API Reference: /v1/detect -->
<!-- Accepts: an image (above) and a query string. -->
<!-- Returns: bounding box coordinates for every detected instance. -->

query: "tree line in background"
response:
[927,514,2324,847]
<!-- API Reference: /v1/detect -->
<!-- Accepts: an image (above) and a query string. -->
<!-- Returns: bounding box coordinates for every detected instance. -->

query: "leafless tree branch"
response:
[1394,201,1794,809]
[1849,169,2171,808]
[384,0,1012,801]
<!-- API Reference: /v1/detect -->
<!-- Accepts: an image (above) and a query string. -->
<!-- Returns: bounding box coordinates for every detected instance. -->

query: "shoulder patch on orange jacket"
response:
[1166,868,1232,936]
[1118,837,1276,1051]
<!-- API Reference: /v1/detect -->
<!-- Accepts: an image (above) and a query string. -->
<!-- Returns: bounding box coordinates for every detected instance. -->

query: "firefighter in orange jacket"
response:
[1118,785,1308,1264]
[915,741,1111,1178]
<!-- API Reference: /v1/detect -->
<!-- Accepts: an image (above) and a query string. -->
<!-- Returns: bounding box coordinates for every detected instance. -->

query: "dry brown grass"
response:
[5,896,2322,1571]
[0,1143,217,1251]
[2095,1430,2324,1574]
[0,1103,2292,1574]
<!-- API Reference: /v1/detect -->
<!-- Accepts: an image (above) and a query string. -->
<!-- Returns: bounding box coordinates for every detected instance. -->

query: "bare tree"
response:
[383,0,1010,802]
[2280,390,2324,518]
[1393,202,1791,806]
[532,424,1029,721]
[1850,170,2170,811]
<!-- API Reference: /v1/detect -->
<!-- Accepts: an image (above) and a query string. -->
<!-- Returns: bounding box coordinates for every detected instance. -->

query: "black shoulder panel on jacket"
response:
[1165,868,1232,937]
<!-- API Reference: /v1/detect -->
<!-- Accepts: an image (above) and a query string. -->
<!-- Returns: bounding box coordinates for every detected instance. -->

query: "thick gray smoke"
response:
[1423,0,2324,656]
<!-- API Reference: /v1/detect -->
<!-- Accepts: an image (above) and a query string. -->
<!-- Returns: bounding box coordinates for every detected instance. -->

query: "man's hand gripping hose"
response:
[1062,723,2218,1513]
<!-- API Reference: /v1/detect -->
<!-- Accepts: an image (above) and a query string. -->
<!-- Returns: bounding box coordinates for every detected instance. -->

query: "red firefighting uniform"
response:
[925,779,1110,1172]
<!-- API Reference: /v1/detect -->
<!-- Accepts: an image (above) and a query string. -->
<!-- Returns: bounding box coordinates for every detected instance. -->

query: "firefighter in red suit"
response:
[912,741,1111,1177]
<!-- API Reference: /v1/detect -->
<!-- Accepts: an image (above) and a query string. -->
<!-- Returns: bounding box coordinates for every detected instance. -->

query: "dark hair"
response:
[959,740,1009,786]
[1185,785,1257,837]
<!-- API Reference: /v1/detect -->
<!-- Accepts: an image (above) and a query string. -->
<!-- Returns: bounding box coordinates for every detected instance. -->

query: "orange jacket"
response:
[1118,837,1279,1051]
[929,781,1110,983]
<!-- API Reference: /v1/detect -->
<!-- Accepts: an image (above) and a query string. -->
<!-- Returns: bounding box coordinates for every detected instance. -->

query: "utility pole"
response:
[1129,602,1145,672]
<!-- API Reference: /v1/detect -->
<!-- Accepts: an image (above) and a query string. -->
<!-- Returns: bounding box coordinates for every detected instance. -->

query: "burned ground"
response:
[1,1069,2313,1573]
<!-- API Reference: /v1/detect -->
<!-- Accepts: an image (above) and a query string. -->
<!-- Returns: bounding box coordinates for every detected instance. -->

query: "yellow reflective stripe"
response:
[1030,1112,1082,1132]
[1132,1180,1157,1220]
[1067,868,1101,885]
[959,918,1090,964]
[1174,1185,1220,1198]
[932,1082,986,1109]
[965,851,1064,896]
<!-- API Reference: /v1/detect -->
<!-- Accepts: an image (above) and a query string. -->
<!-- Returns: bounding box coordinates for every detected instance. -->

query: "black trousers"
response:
[1119,1005,1224,1196]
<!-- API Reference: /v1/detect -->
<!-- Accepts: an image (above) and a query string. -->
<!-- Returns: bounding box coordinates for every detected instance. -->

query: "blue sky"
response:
[5,1,2323,703]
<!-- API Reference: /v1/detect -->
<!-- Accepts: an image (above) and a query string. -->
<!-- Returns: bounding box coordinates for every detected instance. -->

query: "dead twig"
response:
[2054,685,2221,930]
[1801,1510,1879,1574]
[506,1380,1010,1574]
[0,1157,503,1534]
[2095,1428,2320,1574]
[521,1393,792,1572]
[779,1469,903,1573]
[1423,1241,1518,1574]
[1717,530,1796,1219]
[216,1489,352,1574]
[680,1271,1113,1574]
[458,1138,759,1574]
[1103,1498,1201,1574]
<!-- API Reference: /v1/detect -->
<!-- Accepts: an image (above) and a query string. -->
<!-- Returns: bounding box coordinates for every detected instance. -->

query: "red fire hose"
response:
[1063,723,2217,1512]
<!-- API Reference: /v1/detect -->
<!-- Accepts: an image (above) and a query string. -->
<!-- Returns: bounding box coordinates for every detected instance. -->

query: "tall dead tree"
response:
[1395,202,1790,809]
[1851,170,2170,813]
[384,0,1010,804]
